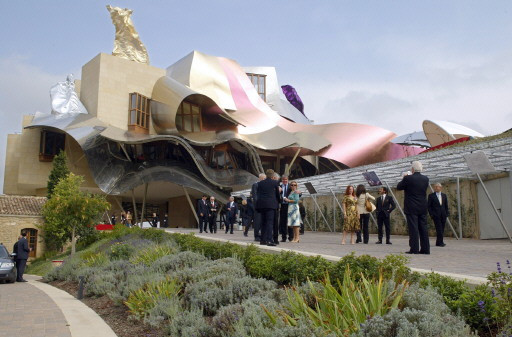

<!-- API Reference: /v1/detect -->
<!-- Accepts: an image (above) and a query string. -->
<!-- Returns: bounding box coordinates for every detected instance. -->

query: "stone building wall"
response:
[0,215,45,259]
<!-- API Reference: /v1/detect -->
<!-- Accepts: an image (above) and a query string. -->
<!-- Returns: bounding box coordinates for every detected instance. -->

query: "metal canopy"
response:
[233,136,512,197]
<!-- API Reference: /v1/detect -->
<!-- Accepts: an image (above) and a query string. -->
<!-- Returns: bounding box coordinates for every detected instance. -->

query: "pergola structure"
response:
[233,135,512,240]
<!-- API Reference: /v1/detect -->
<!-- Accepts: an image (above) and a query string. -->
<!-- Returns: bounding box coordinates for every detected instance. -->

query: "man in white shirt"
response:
[428,183,450,247]
[225,196,238,234]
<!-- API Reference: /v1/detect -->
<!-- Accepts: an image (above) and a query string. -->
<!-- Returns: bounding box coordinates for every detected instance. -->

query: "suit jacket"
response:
[428,192,449,218]
[197,199,209,216]
[396,172,429,215]
[255,178,280,210]
[376,195,396,218]
[251,182,259,205]
[279,183,292,204]
[207,201,219,217]
[16,237,30,260]
[226,201,238,220]
[246,197,255,217]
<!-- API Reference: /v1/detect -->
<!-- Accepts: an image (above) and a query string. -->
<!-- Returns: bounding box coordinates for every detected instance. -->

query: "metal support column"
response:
[131,189,139,227]
[477,173,512,243]
[313,196,317,231]
[332,194,336,232]
[304,217,314,231]
[183,186,200,226]
[456,177,462,239]
[329,188,345,232]
[140,183,148,227]
[311,194,333,232]
[429,184,459,240]
[383,180,407,223]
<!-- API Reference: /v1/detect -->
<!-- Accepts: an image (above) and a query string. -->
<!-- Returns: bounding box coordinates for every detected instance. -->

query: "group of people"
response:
[340,160,449,254]
[110,211,169,228]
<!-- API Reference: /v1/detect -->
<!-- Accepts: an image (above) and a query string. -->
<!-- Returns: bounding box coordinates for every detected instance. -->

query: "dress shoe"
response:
[243,233,248,237]
[260,241,267,245]
[267,242,277,246]
[436,243,446,247]
[419,251,430,255]
[225,231,228,234]
[280,239,287,242]
[17,279,28,282]
[386,242,392,245]
[199,231,203,233]
[230,232,234,234]
[375,241,382,244]
[274,241,280,245]
[355,239,361,243]
[405,251,419,254]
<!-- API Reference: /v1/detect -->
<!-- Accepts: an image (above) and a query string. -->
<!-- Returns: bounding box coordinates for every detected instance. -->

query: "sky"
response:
[1,1,512,193]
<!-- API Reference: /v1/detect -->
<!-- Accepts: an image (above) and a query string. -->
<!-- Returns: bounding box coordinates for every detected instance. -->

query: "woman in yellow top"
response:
[342,185,360,245]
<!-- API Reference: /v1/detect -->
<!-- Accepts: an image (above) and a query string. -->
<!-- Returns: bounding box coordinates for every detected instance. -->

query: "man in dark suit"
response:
[225,196,238,234]
[256,169,280,246]
[207,196,219,233]
[428,183,449,247]
[16,231,30,282]
[397,161,430,254]
[272,172,282,244]
[251,173,265,241]
[279,175,293,242]
[375,186,396,244]
[197,195,210,233]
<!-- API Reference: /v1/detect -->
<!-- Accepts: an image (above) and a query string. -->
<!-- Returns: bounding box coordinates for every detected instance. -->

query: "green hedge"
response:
[170,233,414,285]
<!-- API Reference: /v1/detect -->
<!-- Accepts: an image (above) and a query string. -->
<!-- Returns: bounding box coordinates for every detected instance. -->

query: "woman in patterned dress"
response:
[341,185,360,245]
[284,181,302,243]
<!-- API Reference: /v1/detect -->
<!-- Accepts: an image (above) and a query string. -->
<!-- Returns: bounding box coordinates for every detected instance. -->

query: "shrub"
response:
[130,243,176,266]
[125,277,182,320]
[82,251,108,267]
[150,251,207,273]
[144,297,182,328]
[171,258,246,285]
[455,284,497,332]
[354,285,475,337]
[167,308,214,337]
[110,242,135,260]
[419,272,469,310]
[487,264,512,330]
[266,268,408,336]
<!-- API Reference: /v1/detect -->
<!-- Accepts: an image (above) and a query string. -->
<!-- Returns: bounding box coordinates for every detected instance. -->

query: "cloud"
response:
[0,55,68,193]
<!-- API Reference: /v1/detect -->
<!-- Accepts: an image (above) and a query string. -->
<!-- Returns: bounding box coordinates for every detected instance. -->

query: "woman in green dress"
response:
[342,185,360,245]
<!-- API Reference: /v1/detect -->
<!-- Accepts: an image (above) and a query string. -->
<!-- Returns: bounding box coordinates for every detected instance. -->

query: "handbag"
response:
[365,193,374,212]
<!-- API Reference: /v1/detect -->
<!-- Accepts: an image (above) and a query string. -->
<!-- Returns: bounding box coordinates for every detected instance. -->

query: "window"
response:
[129,93,151,132]
[246,73,266,101]
[209,144,236,170]
[176,101,202,132]
[39,130,65,162]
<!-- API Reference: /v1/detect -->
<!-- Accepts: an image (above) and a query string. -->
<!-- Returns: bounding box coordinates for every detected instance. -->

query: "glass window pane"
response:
[131,94,136,109]
[175,115,182,129]
[137,111,141,125]
[137,95,141,110]
[183,102,190,115]
[191,105,199,115]
[184,115,192,132]
[146,114,150,128]
[130,110,136,124]
[192,115,200,131]
[177,104,182,116]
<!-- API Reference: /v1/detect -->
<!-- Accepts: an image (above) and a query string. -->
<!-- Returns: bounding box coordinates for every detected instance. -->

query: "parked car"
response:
[0,244,16,283]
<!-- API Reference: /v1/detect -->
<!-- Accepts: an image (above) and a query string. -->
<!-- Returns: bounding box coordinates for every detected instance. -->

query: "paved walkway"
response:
[167,228,512,283]
[0,275,117,337]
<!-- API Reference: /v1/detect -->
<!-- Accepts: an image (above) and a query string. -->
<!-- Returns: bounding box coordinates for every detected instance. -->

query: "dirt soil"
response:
[48,280,165,337]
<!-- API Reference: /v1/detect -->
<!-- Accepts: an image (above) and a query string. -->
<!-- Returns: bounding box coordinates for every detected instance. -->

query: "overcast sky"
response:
[1,1,512,193]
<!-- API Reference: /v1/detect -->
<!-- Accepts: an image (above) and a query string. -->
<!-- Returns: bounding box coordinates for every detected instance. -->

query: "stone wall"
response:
[0,215,45,259]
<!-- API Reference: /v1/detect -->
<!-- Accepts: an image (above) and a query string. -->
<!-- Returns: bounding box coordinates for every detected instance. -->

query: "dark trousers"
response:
[279,204,293,241]
[406,213,429,254]
[357,214,370,243]
[253,211,261,239]
[208,214,217,233]
[260,209,275,243]
[225,216,235,233]
[377,213,391,243]
[432,216,446,246]
[199,215,208,232]
[16,259,27,281]
[273,208,279,243]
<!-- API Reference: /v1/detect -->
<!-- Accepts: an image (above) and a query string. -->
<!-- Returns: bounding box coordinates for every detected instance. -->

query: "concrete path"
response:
[0,274,117,337]
[166,228,512,284]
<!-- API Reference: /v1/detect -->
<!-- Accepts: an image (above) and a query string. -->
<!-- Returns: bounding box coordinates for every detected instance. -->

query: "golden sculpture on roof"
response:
[106,5,149,64]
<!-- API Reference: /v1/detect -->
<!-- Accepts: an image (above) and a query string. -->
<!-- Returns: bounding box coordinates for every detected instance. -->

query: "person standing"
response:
[197,195,210,233]
[151,213,159,228]
[355,185,375,244]
[126,211,133,227]
[428,183,449,247]
[299,200,306,235]
[256,169,280,246]
[279,175,293,242]
[397,161,430,254]
[111,213,117,225]
[208,196,219,233]
[162,213,169,228]
[251,173,265,241]
[242,199,253,237]
[15,231,30,282]
[225,196,238,234]
[341,185,360,245]
[375,186,396,244]
[121,211,127,226]
[284,181,302,242]
[272,172,281,245]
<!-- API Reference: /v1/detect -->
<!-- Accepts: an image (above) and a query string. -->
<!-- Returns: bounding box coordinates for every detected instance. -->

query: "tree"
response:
[47,150,70,199]
[41,173,110,254]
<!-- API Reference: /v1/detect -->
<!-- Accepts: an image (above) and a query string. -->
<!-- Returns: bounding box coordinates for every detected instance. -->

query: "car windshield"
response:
[0,246,9,258]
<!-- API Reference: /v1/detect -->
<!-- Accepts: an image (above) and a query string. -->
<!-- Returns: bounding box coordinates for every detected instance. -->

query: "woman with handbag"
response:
[355,184,375,244]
